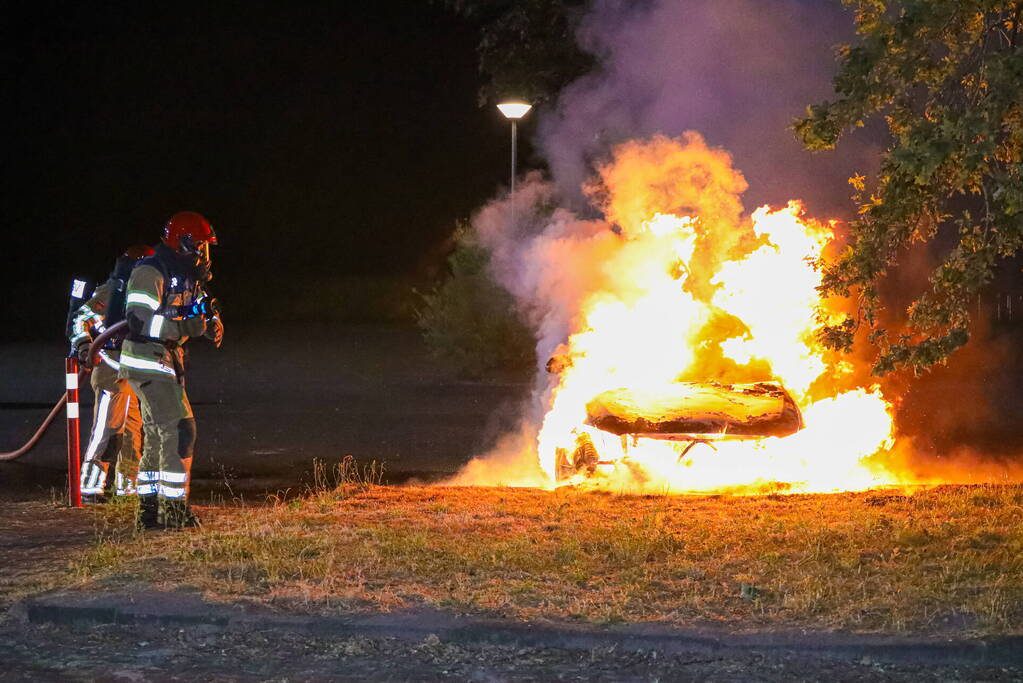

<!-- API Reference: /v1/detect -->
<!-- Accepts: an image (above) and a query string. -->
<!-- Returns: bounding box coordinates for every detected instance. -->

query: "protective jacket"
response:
[118,245,207,383]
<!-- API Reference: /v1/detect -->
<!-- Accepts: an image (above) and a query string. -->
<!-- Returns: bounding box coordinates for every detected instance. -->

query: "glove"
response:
[205,316,224,348]
[201,297,222,319]
[76,342,92,365]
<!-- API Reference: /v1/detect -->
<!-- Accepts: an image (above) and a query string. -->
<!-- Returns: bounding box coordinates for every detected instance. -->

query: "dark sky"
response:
[4,1,516,333]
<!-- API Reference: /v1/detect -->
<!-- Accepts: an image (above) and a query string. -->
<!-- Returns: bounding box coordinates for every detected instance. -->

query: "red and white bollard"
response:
[65,357,82,508]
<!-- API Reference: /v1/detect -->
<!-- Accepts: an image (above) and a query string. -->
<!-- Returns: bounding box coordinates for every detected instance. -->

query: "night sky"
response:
[5,1,518,335]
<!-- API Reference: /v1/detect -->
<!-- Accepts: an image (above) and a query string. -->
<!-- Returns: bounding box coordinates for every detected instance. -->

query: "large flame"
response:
[460,133,909,493]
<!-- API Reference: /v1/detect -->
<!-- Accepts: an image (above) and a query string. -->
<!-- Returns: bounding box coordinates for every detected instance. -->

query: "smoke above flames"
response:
[447,0,1022,489]
[539,0,880,218]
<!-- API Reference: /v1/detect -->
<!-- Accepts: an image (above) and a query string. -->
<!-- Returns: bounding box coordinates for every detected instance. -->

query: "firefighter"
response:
[118,211,223,530]
[71,246,153,504]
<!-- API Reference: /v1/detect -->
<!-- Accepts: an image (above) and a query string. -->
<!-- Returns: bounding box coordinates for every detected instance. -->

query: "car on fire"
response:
[554,380,804,480]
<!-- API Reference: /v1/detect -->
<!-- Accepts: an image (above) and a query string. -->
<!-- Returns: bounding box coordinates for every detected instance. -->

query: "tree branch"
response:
[1010,1,1022,47]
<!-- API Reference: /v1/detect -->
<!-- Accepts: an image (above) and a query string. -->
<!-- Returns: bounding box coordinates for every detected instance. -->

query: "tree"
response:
[416,223,535,377]
[440,0,594,106]
[794,1,1022,374]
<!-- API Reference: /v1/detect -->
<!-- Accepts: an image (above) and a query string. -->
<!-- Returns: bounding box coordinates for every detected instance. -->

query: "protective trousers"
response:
[79,374,143,497]
[127,378,196,509]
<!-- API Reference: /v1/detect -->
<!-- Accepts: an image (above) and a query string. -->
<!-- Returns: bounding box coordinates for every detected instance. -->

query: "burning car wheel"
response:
[555,433,600,480]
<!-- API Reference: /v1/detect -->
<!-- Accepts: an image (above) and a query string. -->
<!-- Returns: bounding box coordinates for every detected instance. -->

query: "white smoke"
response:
[540,0,877,217]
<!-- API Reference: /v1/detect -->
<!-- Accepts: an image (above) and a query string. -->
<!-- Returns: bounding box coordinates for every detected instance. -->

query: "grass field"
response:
[78,467,1023,637]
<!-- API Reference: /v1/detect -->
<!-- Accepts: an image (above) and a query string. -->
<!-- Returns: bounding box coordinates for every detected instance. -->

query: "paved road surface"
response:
[0,324,530,500]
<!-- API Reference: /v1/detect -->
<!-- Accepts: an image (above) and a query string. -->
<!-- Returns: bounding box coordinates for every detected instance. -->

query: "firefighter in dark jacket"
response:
[70,246,153,503]
[118,211,223,529]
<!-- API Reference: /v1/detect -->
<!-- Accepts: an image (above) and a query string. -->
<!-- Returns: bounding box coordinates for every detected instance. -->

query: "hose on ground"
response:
[0,321,126,461]
[0,394,69,461]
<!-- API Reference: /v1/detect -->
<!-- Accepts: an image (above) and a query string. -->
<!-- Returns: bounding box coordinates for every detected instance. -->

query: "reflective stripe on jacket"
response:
[118,263,206,382]
[69,283,110,348]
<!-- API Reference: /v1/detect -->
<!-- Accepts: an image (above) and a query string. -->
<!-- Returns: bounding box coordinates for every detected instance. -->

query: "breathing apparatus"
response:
[103,245,156,334]
[65,278,92,358]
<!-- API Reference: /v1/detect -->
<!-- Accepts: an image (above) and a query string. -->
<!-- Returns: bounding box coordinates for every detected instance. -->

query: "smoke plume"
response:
[539,0,879,218]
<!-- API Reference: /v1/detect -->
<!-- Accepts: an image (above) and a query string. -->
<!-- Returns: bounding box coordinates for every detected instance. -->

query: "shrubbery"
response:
[416,225,535,377]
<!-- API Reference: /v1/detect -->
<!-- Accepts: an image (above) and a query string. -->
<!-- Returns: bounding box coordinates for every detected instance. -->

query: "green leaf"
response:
[799,0,1023,373]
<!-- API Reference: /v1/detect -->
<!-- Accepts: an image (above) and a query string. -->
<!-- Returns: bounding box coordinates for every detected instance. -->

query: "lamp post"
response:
[497,102,532,193]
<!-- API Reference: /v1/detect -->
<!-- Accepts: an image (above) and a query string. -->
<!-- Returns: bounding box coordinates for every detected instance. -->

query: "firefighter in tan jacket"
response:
[118,212,223,530]
[69,246,152,503]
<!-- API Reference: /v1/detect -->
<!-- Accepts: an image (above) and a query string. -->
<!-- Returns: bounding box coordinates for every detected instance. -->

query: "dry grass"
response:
[77,468,1023,636]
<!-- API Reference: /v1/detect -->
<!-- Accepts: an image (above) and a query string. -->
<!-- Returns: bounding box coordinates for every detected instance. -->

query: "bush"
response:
[416,225,535,377]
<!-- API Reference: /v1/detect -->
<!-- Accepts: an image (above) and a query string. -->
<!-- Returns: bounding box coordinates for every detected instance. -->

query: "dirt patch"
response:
[0,501,94,606]
[1,615,1019,682]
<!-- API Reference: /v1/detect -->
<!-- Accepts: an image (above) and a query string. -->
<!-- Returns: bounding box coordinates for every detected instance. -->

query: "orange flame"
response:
[456,133,913,493]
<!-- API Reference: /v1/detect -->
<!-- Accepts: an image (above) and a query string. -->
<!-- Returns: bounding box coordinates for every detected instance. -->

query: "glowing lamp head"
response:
[497,102,532,120]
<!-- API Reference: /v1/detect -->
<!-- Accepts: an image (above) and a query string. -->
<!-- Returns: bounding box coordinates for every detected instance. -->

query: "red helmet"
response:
[163,211,218,252]
[123,244,155,260]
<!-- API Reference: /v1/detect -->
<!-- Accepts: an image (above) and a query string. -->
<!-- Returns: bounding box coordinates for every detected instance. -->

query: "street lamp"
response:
[497,101,532,193]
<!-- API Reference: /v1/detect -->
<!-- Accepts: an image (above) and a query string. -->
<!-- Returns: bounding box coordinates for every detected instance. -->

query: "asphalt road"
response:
[0,324,530,500]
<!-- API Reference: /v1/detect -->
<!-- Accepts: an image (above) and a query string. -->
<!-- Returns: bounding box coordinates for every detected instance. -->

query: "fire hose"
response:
[0,320,126,462]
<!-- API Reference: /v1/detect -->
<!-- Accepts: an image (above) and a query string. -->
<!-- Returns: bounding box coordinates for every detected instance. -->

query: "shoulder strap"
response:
[103,254,168,331]
[145,253,178,311]
[102,274,130,331]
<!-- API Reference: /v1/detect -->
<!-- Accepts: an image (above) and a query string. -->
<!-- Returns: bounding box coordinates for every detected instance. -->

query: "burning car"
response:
[554,380,804,480]
[465,136,897,494]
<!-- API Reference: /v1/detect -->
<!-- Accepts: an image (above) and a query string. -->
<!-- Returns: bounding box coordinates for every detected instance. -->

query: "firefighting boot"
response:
[162,499,201,529]
[136,495,162,531]
[79,459,109,504]
[102,464,118,498]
